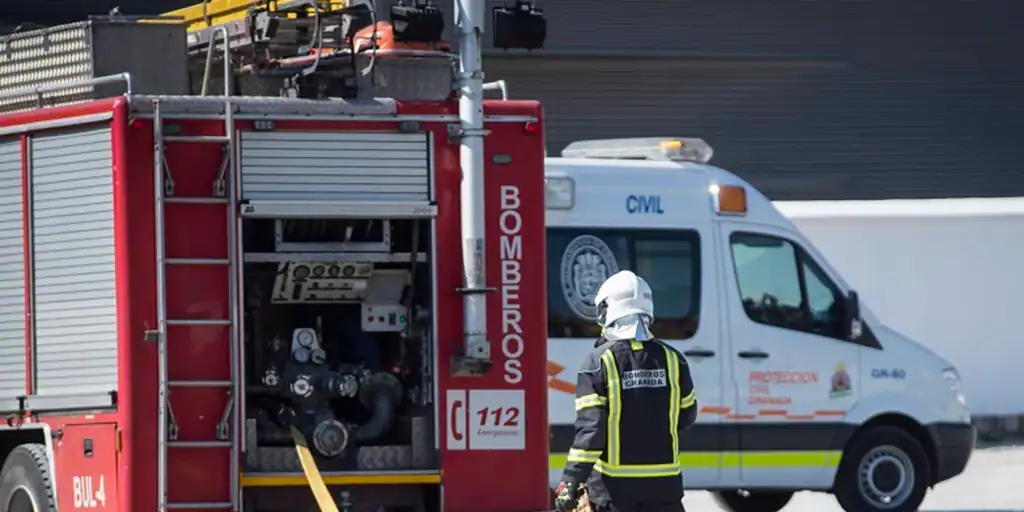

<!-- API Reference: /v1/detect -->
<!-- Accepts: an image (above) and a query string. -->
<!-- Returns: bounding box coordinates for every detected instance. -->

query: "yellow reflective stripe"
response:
[574,393,607,411]
[594,460,681,478]
[600,349,621,466]
[664,346,681,462]
[679,389,696,409]
[550,451,843,471]
[567,448,602,463]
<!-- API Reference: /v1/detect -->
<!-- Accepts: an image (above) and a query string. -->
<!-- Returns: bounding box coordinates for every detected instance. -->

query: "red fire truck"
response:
[0,1,549,510]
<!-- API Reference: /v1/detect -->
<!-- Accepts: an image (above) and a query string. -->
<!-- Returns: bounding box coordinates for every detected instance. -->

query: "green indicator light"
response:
[399,316,406,323]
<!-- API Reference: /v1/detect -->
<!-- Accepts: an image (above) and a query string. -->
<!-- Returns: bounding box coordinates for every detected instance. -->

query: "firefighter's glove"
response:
[554,479,580,512]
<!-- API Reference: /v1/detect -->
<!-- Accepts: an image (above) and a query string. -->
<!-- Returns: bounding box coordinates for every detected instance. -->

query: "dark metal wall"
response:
[3,0,1023,200]
[476,0,1024,200]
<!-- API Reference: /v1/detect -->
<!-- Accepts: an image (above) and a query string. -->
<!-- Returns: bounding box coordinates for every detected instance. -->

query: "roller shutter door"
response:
[30,126,118,395]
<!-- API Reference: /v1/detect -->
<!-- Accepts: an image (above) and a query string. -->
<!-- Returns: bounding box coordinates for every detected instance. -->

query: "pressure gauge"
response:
[292,348,311,363]
[295,328,316,348]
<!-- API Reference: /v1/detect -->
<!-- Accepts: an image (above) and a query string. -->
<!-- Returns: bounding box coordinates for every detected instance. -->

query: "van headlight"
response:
[943,367,967,406]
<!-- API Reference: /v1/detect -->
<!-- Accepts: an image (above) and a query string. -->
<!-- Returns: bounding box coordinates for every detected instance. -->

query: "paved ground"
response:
[683,445,1024,511]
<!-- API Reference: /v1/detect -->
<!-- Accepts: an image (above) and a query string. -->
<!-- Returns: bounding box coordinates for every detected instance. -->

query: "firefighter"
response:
[554,270,699,512]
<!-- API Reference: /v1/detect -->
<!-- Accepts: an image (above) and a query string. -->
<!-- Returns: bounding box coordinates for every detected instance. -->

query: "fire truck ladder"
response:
[152,72,239,510]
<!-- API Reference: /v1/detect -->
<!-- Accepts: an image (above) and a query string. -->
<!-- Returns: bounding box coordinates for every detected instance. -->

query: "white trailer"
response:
[776,197,1024,417]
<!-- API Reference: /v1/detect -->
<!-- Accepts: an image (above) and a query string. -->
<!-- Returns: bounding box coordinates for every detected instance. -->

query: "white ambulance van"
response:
[543,138,975,512]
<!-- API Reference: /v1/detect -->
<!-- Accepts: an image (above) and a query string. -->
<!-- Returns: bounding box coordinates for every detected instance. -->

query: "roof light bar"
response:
[561,137,712,162]
[560,137,713,163]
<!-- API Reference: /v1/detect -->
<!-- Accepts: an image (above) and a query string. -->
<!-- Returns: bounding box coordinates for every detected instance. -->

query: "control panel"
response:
[361,304,409,332]
[360,269,411,333]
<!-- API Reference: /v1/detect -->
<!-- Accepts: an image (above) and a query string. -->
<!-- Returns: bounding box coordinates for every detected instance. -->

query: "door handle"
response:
[737,350,770,359]
[683,349,716,358]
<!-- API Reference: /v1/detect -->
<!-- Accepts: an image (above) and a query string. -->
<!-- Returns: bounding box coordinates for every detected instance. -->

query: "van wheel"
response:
[833,426,930,512]
[712,490,793,512]
[0,444,56,512]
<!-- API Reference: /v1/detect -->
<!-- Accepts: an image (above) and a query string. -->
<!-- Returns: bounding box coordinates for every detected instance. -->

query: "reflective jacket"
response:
[562,337,698,505]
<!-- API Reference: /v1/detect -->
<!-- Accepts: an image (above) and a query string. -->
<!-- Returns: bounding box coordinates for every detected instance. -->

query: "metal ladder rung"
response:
[164,197,230,205]
[168,380,232,387]
[163,135,230,143]
[167,319,231,326]
[168,441,233,448]
[167,502,233,509]
[166,258,230,265]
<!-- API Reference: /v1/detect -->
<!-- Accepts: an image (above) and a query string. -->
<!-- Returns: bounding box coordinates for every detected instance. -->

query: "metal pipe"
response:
[200,26,231,96]
[152,99,169,512]
[222,27,232,96]
[483,80,508,100]
[223,96,239,508]
[455,0,491,366]
[0,72,132,103]
[233,108,250,469]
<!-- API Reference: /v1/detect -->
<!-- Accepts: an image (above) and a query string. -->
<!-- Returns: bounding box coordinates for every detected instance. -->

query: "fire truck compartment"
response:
[240,217,436,475]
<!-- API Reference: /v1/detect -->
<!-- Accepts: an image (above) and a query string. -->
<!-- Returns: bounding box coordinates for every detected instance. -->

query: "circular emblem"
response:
[560,235,619,321]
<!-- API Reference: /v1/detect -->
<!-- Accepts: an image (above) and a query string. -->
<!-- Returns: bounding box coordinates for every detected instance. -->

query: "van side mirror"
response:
[845,290,862,340]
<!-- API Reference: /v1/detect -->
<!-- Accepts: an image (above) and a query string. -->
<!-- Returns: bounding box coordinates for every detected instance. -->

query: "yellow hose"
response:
[290,425,340,512]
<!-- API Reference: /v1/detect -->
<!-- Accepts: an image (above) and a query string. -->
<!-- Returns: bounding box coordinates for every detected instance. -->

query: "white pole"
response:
[455,0,490,367]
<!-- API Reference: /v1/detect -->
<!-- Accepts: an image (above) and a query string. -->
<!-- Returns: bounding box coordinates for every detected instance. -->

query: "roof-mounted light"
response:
[710,184,747,215]
[560,137,713,163]
[545,177,574,210]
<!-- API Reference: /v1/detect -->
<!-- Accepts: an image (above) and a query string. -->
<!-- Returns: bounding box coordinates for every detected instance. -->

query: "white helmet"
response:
[593,270,654,328]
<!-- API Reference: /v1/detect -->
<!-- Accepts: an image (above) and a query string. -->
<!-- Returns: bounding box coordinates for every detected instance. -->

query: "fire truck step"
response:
[167,319,231,326]
[164,197,230,205]
[168,441,233,448]
[166,258,230,265]
[168,380,233,387]
[163,135,231,143]
[240,470,442,487]
[166,501,233,509]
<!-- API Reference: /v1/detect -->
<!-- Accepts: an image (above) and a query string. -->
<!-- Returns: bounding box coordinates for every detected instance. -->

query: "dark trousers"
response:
[586,474,684,512]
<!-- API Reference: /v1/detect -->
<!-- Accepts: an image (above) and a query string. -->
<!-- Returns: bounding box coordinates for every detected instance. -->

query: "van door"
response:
[544,226,722,488]
[717,222,860,490]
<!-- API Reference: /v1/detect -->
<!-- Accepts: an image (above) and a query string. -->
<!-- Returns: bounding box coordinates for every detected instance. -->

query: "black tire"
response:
[0,444,56,512]
[833,426,930,512]
[712,490,794,512]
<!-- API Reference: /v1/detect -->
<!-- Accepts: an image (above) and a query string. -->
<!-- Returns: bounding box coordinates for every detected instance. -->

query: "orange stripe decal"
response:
[700,406,731,414]
[698,406,846,421]
[544,361,848,420]
[547,360,577,394]
[785,414,816,421]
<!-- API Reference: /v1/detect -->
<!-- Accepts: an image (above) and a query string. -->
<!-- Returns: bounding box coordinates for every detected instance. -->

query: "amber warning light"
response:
[710,184,748,215]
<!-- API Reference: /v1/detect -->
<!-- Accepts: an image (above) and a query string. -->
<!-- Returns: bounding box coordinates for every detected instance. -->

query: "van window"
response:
[547,228,701,340]
[729,232,845,339]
